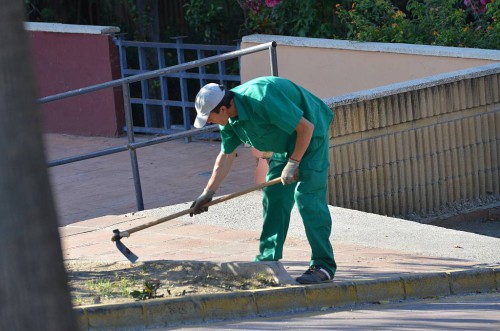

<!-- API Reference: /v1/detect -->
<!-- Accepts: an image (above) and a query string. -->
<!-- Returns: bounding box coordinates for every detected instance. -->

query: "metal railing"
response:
[41,41,278,211]
[114,37,241,134]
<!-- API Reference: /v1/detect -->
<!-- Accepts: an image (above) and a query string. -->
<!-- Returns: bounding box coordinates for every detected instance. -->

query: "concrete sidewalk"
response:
[46,133,500,330]
[44,133,257,226]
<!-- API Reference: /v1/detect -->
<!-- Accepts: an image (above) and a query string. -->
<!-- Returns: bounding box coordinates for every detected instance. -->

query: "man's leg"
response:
[254,158,296,261]
[295,138,336,277]
[295,170,336,276]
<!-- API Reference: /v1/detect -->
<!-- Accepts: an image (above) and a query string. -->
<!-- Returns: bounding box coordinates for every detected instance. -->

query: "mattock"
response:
[112,177,282,262]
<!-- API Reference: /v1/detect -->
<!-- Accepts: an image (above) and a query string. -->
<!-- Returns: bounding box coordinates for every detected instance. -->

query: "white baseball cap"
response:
[194,83,225,128]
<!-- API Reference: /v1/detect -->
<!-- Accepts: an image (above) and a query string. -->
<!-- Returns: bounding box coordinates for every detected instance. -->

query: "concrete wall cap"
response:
[243,34,500,61]
[323,62,500,107]
[24,22,120,35]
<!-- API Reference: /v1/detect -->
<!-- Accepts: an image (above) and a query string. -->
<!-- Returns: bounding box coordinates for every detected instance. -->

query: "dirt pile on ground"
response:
[66,260,279,307]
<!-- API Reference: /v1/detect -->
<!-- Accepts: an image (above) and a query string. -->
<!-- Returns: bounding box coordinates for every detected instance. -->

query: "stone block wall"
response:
[326,64,500,220]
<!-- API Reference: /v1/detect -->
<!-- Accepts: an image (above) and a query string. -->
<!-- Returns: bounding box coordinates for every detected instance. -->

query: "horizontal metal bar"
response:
[130,98,190,107]
[117,40,238,51]
[38,42,276,104]
[122,70,240,81]
[48,145,128,167]
[129,125,218,149]
[47,125,219,167]
[128,126,187,135]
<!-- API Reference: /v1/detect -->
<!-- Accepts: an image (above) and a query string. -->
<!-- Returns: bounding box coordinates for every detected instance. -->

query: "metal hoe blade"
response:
[114,230,138,262]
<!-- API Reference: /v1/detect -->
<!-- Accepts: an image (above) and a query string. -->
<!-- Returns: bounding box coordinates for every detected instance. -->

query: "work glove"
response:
[190,189,215,216]
[281,159,300,185]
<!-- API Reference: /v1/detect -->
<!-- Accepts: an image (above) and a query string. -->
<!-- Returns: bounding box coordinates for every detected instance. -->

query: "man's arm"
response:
[281,117,314,185]
[206,150,237,192]
[290,117,314,162]
[190,150,237,216]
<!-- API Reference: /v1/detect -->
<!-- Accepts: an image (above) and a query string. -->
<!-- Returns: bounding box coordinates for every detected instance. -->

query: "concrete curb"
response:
[75,266,499,330]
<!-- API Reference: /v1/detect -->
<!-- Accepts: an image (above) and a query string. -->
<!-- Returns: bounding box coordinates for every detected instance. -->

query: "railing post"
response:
[197,49,206,88]
[138,47,151,129]
[270,41,278,76]
[234,39,242,78]
[157,47,171,130]
[114,35,127,79]
[122,82,145,211]
[172,36,191,142]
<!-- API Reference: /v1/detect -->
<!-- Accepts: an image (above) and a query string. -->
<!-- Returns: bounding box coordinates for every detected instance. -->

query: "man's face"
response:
[207,107,229,126]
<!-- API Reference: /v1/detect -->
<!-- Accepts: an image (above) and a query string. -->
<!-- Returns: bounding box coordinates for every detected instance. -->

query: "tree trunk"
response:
[0,1,78,330]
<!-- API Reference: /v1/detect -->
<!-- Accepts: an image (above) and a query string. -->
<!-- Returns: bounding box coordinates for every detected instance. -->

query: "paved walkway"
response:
[45,133,256,226]
[45,133,499,330]
[48,132,486,276]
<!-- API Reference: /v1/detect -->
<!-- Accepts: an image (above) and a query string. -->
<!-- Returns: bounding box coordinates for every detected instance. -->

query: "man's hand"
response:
[281,159,300,185]
[190,189,215,216]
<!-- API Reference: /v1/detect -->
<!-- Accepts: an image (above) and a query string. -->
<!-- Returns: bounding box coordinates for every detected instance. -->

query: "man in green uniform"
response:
[190,76,336,284]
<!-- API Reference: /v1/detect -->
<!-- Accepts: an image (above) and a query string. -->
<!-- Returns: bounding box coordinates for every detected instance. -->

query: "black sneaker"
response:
[296,265,333,284]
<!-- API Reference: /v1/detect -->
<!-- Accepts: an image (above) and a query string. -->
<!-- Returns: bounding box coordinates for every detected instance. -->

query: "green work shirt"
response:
[220,76,333,156]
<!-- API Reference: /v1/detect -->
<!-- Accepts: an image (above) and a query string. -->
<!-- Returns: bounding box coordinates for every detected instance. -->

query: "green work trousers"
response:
[253,138,337,276]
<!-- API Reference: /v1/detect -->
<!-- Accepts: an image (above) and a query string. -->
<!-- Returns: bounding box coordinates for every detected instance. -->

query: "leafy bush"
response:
[239,0,338,38]
[185,0,498,49]
[26,0,499,49]
[336,0,499,49]
[336,0,412,43]
[184,0,344,41]
[184,0,244,43]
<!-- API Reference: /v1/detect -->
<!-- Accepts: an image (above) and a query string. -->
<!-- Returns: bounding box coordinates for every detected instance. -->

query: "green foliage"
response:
[184,0,345,41]
[184,0,497,49]
[24,0,188,42]
[336,0,412,42]
[242,0,338,38]
[184,0,244,43]
[130,279,164,300]
[476,0,500,49]
[85,278,116,299]
[336,0,499,49]
[25,0,499,49]
[406,0,473,46]
[25,0,139,37]
[84,273,138,299]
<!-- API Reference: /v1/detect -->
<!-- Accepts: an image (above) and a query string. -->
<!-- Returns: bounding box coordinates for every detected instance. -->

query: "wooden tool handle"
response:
[114,177,281,240]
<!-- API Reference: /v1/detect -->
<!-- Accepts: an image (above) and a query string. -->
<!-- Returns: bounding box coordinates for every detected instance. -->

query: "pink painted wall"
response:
[28,28,124,136]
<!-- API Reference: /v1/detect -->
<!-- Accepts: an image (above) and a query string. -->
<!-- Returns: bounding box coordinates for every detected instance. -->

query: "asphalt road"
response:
[162,292,500,330]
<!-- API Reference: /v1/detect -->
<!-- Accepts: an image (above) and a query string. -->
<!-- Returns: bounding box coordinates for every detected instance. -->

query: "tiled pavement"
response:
[60,213,480,281]
[44,133,256,226]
